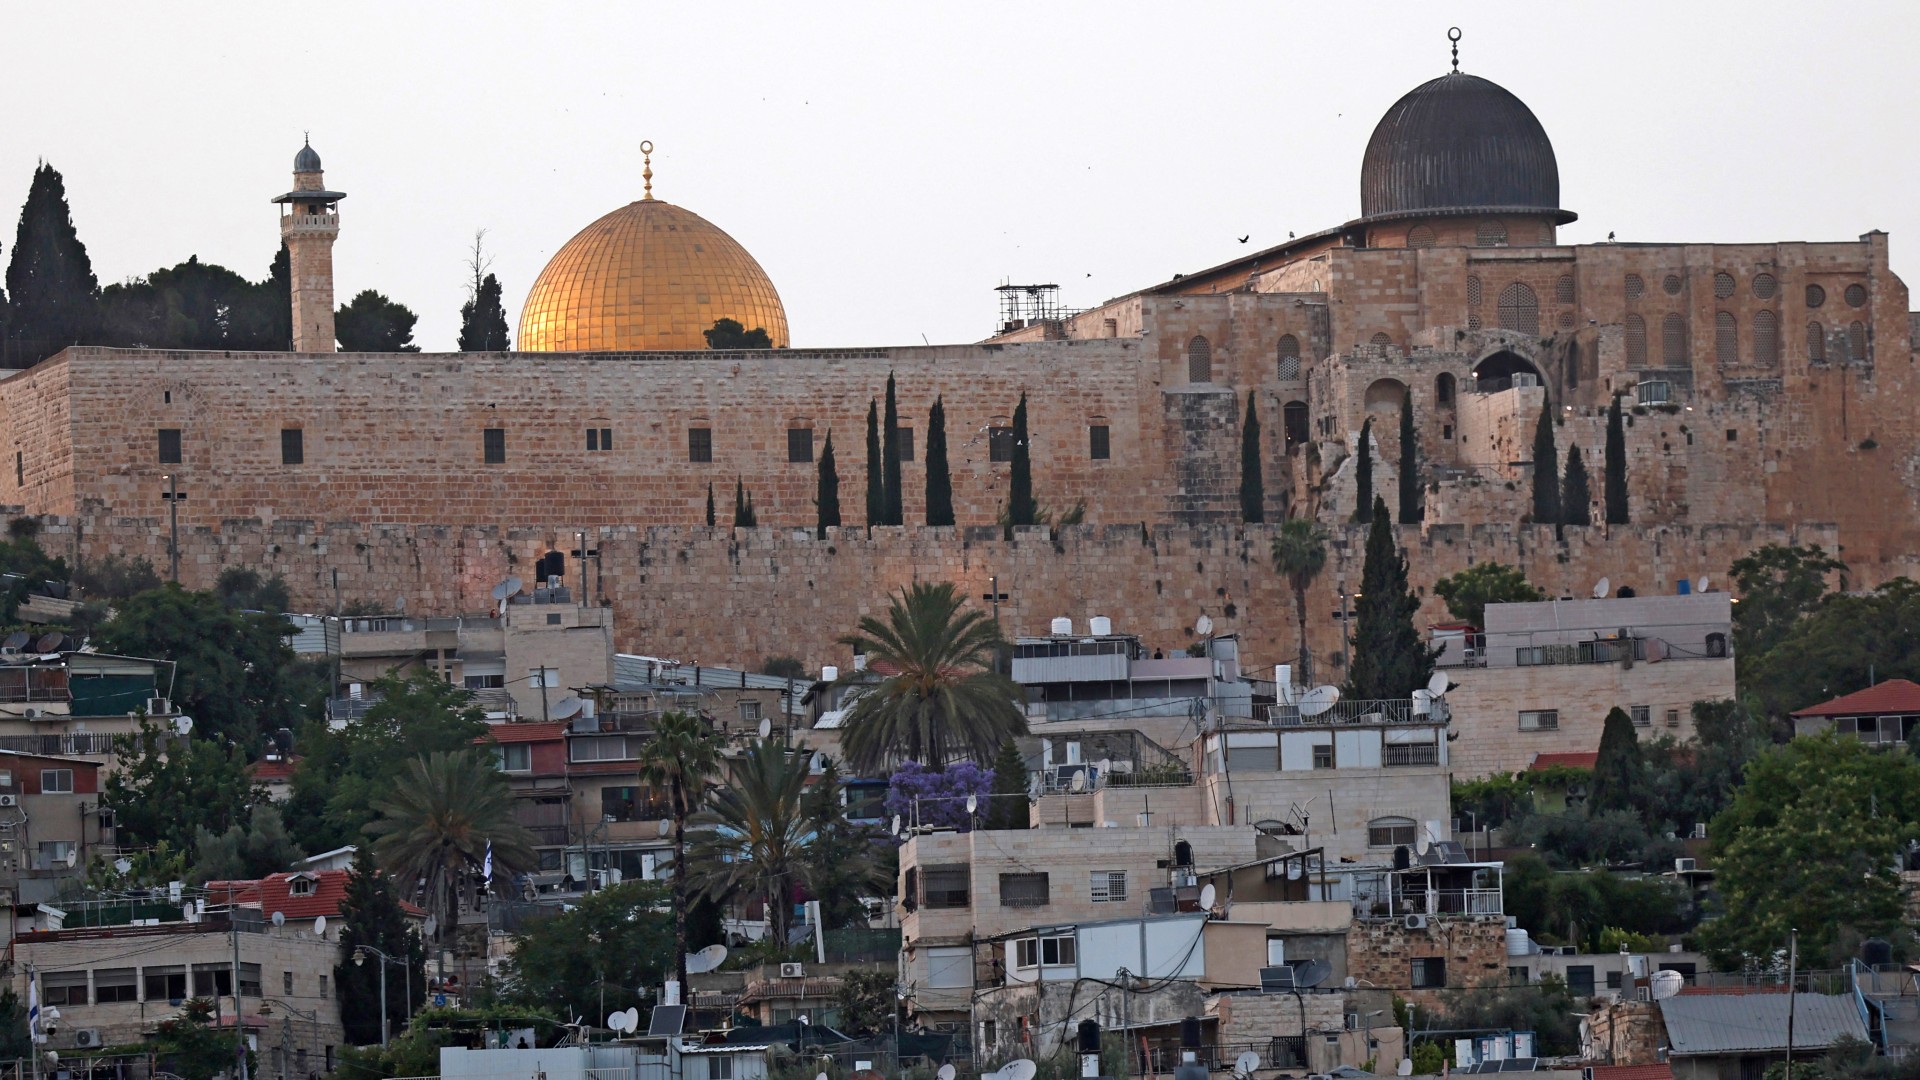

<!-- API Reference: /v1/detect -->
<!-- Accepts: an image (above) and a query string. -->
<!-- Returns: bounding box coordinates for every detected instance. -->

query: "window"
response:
[1467,276,1483,308]
[983,1020,998,1045]
[13,451,20,487]
[1806,284,1827,308]
[1666,709,1681,729]
[1015,934,1077,968]
[288,875,316,896]
[145,966,188,1002]
[1088,424,1111,460]
[1410,958,1446,989]
[1607,970,1624,990]
[1808,321,1826,361]
[1226,742,1279,772]
[1312,743,1335,769]
[1370,332,1394,347]
[1631,705,1651,727]
[708,1057,733,1080]
[1845,283,1868,307]
[319,974,328,996]
[1407,225,1436,249]
[40,769,72,793]
[1090,871,1127,903]
[1496,282,1538,335]
[284,971,294,995]
[1000,872,1050,907]
[281,428,304,465]
[894,425,914,462]
[602,786,667,822]
[1475,221,1507,247]
[157,428,182,464]
[240,963,262,997]
[587,427,614,452]
[495,744,531,772]
[1715,311,1737,365]
[191,964,233,997]
[1727,429,1738,442]
[787,427,813,463]
[739,700,763,722]
[1662,313,1688,367]
[988,425,1015,463]
[1625,315,1647,368]
[1278,335,1302,379]
[1713,272,1736,299]
[1368,817,1417,847]
[483,427,506,464]
[38,841,75,868]
[1556,275,1575,304]
[688,426,713,463]
[96,968,138,1003]
[465,673,504,689]
[1753,310,1779,366]
[1849,321,1868,362]
[1564,965,1597,996]
[1663,273,1684,296]
[1518,710,1559,732]
[42,970,88,1007]
[1625,273,1645,300]
[569,735,638,763]
[1753,273,1778,300]
[1706,632,1728,658]
[1187,335,1212,382]
[1283,401,1310,449]
[922,864,970,908]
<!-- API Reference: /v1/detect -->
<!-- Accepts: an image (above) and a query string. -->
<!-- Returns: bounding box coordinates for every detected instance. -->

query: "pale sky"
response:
[5,1,1917,351]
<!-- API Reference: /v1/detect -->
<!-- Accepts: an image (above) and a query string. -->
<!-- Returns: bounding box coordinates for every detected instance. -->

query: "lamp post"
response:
[162,474,180,583]
[257,999,320,1080]
[352,945,411,1048]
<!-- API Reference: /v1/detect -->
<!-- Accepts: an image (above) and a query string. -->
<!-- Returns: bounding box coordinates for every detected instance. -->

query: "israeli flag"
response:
[26,970,38,1043]
[482,840,493,890]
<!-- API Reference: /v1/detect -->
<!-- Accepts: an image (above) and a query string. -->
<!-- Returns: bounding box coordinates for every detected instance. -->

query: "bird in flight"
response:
[1238,235,1250,244]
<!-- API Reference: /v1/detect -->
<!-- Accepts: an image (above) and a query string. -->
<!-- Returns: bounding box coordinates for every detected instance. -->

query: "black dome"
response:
[294,141,322,173]
[1359,73,1571,223]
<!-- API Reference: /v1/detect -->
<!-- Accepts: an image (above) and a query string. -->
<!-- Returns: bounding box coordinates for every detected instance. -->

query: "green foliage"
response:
[1344,498,1439,700]
[1562,445,1592,526]
[1409,1039,1448,1075]
[1699,731,1920,967]
[1604,395,1629,524]
[335,289,420,352]
[336,848,426,1044]
[0,532,68,621]
[1434,975,1582,1054]
[865,397,883,527]
[635,711,723,983]
[1588,707,1643,815]
[832,968,901,1037]
[1731,543,1848,660]
[499,881,674,1021]
[733,477,758,527]
[1530,401,1559,526]
[1240,391,1264,523]
[985,740,1031,830]
[1637,700,1770,836]
[73,553,160,600]
[191,802,302,882]
[817,430,841,537]
[1432,562,1545,628]
[836,581,1027,772]
[458,272,511,351]
[1351,418,1373,522]
[98,253,289,351]
[1006,392,1036,529]
[213,565,290,613]
[6,162,98,367]
[104,721,260,852]
[803,759,895,931]
[337,1005,562,1079]
[882,371,903,526]
[704,317,772,349]
[762,655,808,680]
[148,998,254,1080]
[0,988,28,1060]
[1398,392,1421,524]
[925,395,954,526]
[1501,853,1689,950]
[368,749,539,947]
[1270,516,1330,684]
[1755,1035,1920,1080]
[706,481,716,527]
[1450,771,1539,831]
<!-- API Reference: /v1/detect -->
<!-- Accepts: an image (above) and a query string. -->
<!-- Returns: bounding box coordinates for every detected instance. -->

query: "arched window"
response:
[1365,378,1408,414]
[1555,275,1575,305]
[1625,314,1648,368]
[1435,372,1456,406]
[1497,282,1539,335]
[1187,335,1212,383]
[1715,312,1737,365]
[1277,335,1301,380]
[1849,321,1868,362]
[1282,401,1309,450]
[1662,314,1688,368]
[1174,840,1193,868]
[1407,224,1436,249]
[1368,817,1417,848]
[1466,276,1483,308]
[1752,310,1779,366]
[1475,220,1507,247]
[1625,273,1645,300]
[1370,332,1394,348]
[1807,321,1826,362]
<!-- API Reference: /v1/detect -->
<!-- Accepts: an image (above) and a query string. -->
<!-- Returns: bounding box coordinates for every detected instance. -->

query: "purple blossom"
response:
[885,760,994,834]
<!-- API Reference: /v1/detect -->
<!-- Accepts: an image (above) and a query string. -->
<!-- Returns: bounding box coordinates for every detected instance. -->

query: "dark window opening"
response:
[13,452,20,487]
[1282,401,1310,450]
[1435,372,1455,406]
[1187,335,1212,382]
[922,864,970,908]
[988,426,1015,463]
[157,428,182,464]
[689,427,713,463]
[999,872,1050,907]
[1411,958,1447,989]
[894,426,914,462]
[483,427,506,464]
[281,428,304,465]
[587,427,613,452]
[1088,425,1110,460]
[788,427,814,463]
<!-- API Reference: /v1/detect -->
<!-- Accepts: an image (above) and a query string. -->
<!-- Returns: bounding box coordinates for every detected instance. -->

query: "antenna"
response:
[1298,685,1341,717]
[1196,614,1214,638]
[552,696,586,722]
[1593,576,1611,599]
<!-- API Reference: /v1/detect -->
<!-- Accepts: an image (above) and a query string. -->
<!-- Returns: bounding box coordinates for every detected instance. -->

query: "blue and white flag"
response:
[26,970,38,1043]
[482,840,494,889]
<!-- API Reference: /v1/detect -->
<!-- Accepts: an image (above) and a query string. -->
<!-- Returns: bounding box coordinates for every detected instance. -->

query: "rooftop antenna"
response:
[1448,27,1462,74]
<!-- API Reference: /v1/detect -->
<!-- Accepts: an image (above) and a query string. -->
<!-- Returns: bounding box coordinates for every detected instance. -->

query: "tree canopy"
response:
[1432,562,1545,629]
[926,395,954,526]
[498,880,674,1021]
[1343,497,1438,699]
[1270,516,1329,684]
[98,252,289,351]
[1530,403,1559,526]
[1005,392,1036,529]
[103,721,261,853]
[368,749,538,947]
[1240,391,1264,523]
[457,272,511,351]
[704,317,772,349]
[336,289,421,352]
[1730,543,1848,660]
[5,163,97,367]
[335,848,426,1045]
[817,430,841,538]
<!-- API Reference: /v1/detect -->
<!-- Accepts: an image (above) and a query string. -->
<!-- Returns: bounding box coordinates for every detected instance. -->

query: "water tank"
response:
[1089,615,1113,636]
[821,665,840,682]
[1050,616,1073,635]
[1505,929,1532,956]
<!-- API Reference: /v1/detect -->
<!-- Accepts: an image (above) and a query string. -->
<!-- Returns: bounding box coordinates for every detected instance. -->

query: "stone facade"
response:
[1343,915,1509,1008]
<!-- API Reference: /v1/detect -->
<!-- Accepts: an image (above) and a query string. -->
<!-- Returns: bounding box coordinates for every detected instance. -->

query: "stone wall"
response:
[1344,915,1509,1008]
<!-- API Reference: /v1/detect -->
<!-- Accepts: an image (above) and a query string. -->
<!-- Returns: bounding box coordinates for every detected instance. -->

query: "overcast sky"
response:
[6,1,1917,351]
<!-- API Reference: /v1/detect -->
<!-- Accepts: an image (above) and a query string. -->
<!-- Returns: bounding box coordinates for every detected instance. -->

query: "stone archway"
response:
[1470,351,1543,393]
[1364,378,1407,415]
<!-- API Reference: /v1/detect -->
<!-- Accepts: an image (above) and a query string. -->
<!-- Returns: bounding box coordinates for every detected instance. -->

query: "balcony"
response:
[1382,743,1440,767]
[1267,699,1447,726]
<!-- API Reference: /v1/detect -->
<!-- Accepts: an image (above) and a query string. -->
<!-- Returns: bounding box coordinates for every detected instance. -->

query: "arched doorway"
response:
[1364,378,1407,415]
[1282,400,1309,450]
[1471,351,1543,393]
[1435,372,1456,407]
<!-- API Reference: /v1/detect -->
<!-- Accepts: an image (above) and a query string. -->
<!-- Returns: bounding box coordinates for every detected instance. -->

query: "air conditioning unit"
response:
[1512,373,1539,388]
[779,962,805,979]
[21,709,38,720]
[0,795,16,808]
[73,1030,103,1049]
[146,697,172,716]
[1674,857,1697,872]
[1403,914,1429,930]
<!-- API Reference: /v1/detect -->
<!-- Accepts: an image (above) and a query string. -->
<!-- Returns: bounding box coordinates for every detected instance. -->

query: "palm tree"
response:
[367,749,536,954]
[836,581,1026,773]
[635,710,723,988]
[684,738,817,946]
[1271,516,1331,685]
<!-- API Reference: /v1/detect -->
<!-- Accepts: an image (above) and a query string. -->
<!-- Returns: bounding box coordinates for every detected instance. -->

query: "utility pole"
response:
[163,474,181,582]
[1785,928,1799,1080]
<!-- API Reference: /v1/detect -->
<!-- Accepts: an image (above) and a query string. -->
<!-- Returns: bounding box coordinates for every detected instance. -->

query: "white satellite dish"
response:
[552,696,586,721]
[1298,685,1341,717]
[1398,1059,1414,1076]
[1196,614,1214,638]
[272,910,286,928]
[622,1006,641,1031]
[1069,770,1088,793]
[503,576,523,595]
[490,579,514,601]
[1650,969,1686,1000]
[1415,832,1431,857]
[1593,576,1611,599]
[607,1010,628,1033]
[113,857,132,875]
[1005,1060,1039,1080]
[1235,1051,1261,1078]
[966,794,978,815]
[758,717,773,739]
[1427,671,1450,697]
[657,818,672,837]
[939,1065,958,1080]
[816,1073,829,1080]
[313,915,327,936]
[172,715,194,735]
[423,914,437,938]
[1696,574,1710,593]
[1199,883,1217,909]
[687,944,730,974]
[890,814,902,837]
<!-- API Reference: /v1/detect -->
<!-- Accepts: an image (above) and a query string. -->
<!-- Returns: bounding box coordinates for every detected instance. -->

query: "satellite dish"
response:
[890,814,902,837]
[272,910,286,928]
[1298,685,1341,717]
[35,633,64,654]
[623,1007,641,1031]
[1005,1060,1039,1080]
[687,944,730,974]
[1398,1059,1414,1076]
[1199,883,1217,909]
[940,1065,958,1080]
[490,579,514,601]
[1196,614,1214,638]
[1696,574,1711,593]
[1294,958,1331,989]
[1235,1051,1261,1078]
[313,915,327,936]
[503,576,524,595]
[608,1011,627,1032]
[1593,576,1611,599]
[1070,770,1088,793]
[1415,832,1431,857]
[966,794,978,815]
[64,849,77,868]
[658,818,672,837]
[423,915,437,938]
[113,857,132,875]
[1427,671,1450,697]
[552,696,586,721]
[816,1073,829,1080]
[1650,969,1686,1000]
[758,717,773,739]
[172,715,194,735]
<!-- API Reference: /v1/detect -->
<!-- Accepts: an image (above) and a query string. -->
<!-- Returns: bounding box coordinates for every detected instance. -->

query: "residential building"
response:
[1790,679,1920,743]
[0,750,112,903]
[0,644,187,762]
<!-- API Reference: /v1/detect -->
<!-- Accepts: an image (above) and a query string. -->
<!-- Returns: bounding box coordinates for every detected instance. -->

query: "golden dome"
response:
[518,185,788,352]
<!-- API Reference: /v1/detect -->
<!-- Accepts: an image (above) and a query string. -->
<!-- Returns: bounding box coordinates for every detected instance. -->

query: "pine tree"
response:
[458,272,511,351]
[733,478,757,527]
[985,740,1031,830]
[865,397,883,527]
[335,849,424,1046]
[1006,392,1037,529]
[882,372,903,525]
[1563,445,1593,527]
[335,289,420,352]
[925,396,954,526]
[705,482,716,527]
[1239,391,1265,523]
[1530,401,1559,527]
[1343,496,1439,700]
[1398,392,1422,524]
[1604,394,1630,524]
[1352,418,1374,523]
[5,163,98,366]
[817,431,841,539]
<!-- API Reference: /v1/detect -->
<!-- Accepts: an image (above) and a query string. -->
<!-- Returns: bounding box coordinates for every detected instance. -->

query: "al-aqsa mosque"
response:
[515,142,788,352]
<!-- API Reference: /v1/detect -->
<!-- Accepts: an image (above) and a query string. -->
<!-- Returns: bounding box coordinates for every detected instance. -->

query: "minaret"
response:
[270,137,346,352]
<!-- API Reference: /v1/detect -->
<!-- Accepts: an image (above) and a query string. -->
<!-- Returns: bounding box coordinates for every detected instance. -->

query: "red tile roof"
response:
[1591,1065,1674,1080]
[1792,678,1920,718]
[1530,751,1599,771]
[248,756,300,782]
[477,721,571,744]
[206,869,423,919]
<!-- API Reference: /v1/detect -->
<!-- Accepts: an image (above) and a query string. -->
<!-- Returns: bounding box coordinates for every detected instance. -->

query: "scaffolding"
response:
[995,283,1080,335]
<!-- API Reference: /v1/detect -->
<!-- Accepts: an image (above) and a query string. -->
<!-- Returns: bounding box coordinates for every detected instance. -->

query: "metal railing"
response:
[0,732,118,756]
[1383,744,1440,767]
[1268,699,1447,726]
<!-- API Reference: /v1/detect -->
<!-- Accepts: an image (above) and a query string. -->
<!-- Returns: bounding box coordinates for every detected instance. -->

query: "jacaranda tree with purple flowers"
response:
[885,760,994,834]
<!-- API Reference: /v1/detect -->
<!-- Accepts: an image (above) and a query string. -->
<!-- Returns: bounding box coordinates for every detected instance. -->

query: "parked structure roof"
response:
[1658,993,1866,1055]
[1792,679,1920,718]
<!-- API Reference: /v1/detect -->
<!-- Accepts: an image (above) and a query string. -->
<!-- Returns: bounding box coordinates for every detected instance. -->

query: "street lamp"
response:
[352,945,411,1048]
[257,999,321,1080]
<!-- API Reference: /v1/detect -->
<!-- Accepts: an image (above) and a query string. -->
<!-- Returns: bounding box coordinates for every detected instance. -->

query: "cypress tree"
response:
[335,849,424,1045]
[705,482,715,527]
[1562,445,1593,527]
[457,272,511,351]
[733,478,757,527]
[1398,392,1422,524]
[925,396,954,526]
[865,397,883,527]
[5,163,98,366]
[1006,392,1037,529]
[1343,496,1438,700]
[1530,402,1559,527]
[985,740,1031,831]
[1239,391,1265,523]
[817,431,841,539]
[882,372,903,525]
[1352,418,1374,523]
[1604,394,1630,524]
[1587,707,1643,815]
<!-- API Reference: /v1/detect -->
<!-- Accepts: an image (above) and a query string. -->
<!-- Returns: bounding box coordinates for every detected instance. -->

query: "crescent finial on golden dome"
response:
[640,140,655,201]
